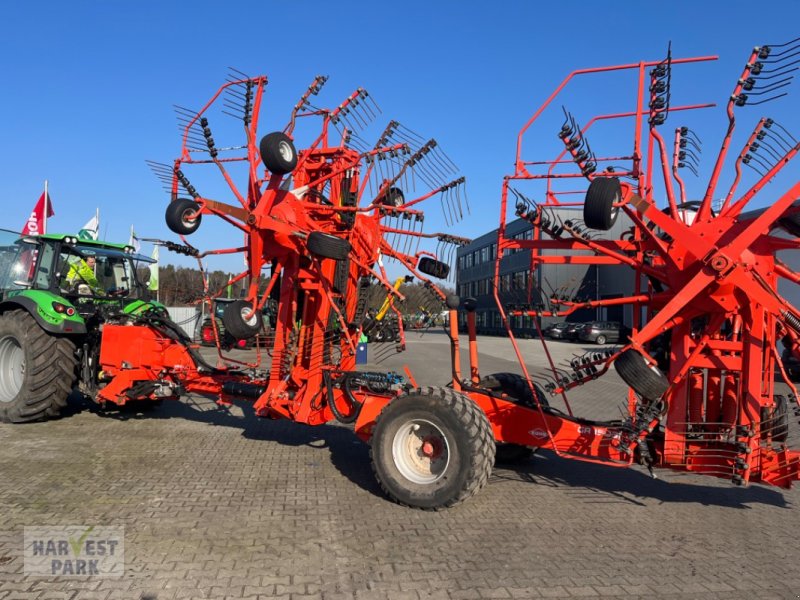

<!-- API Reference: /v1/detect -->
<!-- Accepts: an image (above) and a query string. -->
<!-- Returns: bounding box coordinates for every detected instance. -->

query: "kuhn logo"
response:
[529,429,548,440]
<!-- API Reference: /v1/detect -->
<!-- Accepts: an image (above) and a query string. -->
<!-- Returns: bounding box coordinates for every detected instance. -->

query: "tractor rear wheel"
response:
[584,177,621,230]
[259,132,298,175]
[614,349,669,400]
[370,386,495,510]
[480,372,547,464]
[307,231,351,261]
[165,198,202,235]
[0,310,76,423]
[222,300,263,340]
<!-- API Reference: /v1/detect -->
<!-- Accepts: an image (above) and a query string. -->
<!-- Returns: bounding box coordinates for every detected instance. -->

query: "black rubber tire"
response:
[379,187,405,207]
[480,372,548,464]
[370,386,495,510]
[0,310,76,423]
[614,349,669,401]
[165,198,202,235]
[259,132,298,175]
[584,177,621,230]
[221,300,263,340]
[307,231,351,261]
[418,257,450,279]
[595,335,607,345]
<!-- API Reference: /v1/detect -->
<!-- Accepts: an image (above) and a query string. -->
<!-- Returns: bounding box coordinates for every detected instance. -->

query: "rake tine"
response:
[396,122,427,145]
[364,91,381,116]
[754,139,784,162]
[345,105,367,131]
[441,195,451,227]
[771,119,798,144]
[429,143,458,176]
[456,183,466,221]
[404,221,414,257]
[223,100,246,113]
[224,87,248,100]
[444,189,457,225]
[421,151,450,184]
[360,96,379,122]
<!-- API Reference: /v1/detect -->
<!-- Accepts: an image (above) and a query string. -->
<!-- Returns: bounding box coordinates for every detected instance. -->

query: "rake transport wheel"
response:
[583,176,621,230]
[222,300,263,340]
[307,231,351,261]
[379,187,405,207]
[0,310,76,423]
[417,257,450,279]
[165,198,202,235]
[480,372,547,464]
[259,132,298,175]
[614,349,669,401]
[370,386,495,510]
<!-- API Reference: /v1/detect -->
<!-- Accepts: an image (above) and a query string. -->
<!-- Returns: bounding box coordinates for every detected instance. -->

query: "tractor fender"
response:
[0,295,87,335]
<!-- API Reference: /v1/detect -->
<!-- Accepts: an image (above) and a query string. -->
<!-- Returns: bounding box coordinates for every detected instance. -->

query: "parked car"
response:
[565,322,586,341]
[546,322,570,339]
[578,321,629,345]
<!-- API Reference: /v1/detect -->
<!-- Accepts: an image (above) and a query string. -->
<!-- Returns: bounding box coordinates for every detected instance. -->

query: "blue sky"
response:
[1,1,799,274]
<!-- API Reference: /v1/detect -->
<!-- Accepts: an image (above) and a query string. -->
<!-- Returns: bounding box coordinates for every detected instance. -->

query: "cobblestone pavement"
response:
[1,333,799,599]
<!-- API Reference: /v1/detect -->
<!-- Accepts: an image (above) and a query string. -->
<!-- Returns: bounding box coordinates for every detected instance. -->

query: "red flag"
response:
[21,192,55,235]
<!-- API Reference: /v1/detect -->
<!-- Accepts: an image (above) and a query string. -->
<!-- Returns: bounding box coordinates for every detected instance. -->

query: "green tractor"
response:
[0,228,164,423]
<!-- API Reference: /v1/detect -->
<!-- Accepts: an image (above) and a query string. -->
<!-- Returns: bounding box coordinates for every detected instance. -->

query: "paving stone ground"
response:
[1,332,799,599]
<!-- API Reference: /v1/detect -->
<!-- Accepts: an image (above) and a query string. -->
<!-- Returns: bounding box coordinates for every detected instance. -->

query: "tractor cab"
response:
[0,229,156,317]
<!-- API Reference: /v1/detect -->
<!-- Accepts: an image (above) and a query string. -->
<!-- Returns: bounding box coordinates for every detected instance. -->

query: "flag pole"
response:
[43,180,48,234]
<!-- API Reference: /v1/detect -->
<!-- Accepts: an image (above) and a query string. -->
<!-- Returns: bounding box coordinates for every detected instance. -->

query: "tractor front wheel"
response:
[0,310,76,423]
[370,387,495,510]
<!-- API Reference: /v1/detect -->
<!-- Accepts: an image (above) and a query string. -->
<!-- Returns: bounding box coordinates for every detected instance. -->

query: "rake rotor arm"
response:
[650,127,680,219]
[722,117,769,211]
[722,140,800,220]
[358,144,410,200]
[699,47,763,221]
[672,128,688,205]
[284,75,328,136]
[514,56,718,175]
[178,77,267,162]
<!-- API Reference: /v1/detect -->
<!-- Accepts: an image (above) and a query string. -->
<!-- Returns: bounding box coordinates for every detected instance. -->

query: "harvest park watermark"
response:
[24,526,124,577]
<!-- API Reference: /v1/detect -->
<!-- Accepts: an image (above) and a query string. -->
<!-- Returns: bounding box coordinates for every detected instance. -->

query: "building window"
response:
[481,246,489,264]
[465,253,473,268]
[490,243,497,260]
[458,256,464,270]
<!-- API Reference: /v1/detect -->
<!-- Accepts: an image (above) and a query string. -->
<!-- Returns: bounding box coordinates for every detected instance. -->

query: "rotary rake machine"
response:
[125,36,800,510]
[143,72,516,508]
[492,36,800,490]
